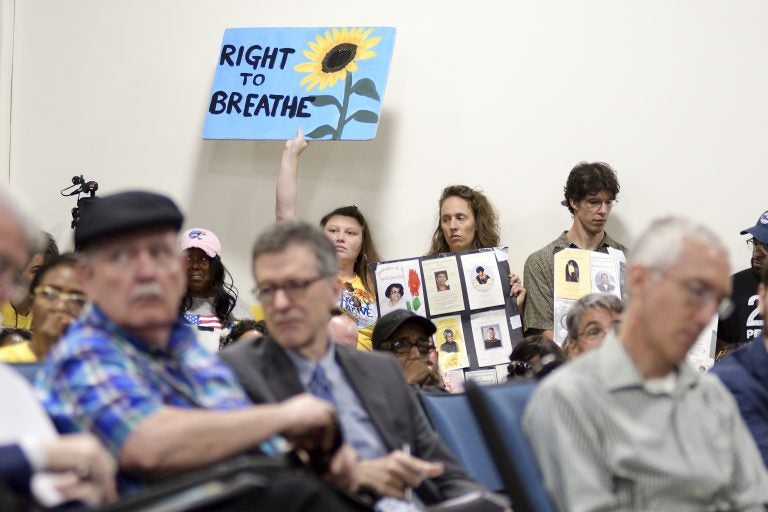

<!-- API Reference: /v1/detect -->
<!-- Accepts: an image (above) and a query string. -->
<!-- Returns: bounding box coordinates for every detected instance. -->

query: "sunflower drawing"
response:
[295,27,380,91]
[294,27,383,140]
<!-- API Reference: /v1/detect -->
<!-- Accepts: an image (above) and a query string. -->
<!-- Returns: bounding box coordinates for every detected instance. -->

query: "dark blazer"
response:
[220,337,483,504]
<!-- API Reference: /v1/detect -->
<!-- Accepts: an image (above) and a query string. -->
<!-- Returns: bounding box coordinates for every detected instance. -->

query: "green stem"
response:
[334,72,353,140]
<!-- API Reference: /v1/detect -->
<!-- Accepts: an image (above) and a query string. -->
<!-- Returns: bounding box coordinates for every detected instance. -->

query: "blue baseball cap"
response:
[740,210,768,244]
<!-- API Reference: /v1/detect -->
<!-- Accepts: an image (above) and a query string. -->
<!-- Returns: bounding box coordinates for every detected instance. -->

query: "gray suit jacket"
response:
[220,337,483,504]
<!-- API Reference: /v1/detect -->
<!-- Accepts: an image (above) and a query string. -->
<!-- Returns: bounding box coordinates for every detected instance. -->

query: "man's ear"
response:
[626,264,651,298]
[569,197,579,213]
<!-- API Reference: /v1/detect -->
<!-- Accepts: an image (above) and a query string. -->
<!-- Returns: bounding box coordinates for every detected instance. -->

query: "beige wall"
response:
[7,0,768,301]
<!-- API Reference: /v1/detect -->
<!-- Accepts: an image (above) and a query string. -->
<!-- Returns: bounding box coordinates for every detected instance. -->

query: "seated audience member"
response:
[506,335,564,382]
[2,232,58,330]
[328,308,359,348]
[711,262,768,467]
[0,327,31,347]
[0,254,85,363]
[372,309,446,391]
[221,221,488,508]
[219,319,266,350]
[180,227,250,326]
[0,187,116,508]
[524,217,768,510]
[562,292,623,359]
[716,209,768,354]
[523,162,626,339]
[38,192,365,511]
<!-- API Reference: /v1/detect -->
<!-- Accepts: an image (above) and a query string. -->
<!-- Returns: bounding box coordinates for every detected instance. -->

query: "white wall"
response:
[8,0,768,300]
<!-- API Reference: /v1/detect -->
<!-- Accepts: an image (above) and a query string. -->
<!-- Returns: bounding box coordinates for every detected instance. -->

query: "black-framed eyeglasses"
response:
[253,275,328,303]
[576,320,621,343]
[746,238,768,256]
[380,336,435,355]
[34,286,88,309]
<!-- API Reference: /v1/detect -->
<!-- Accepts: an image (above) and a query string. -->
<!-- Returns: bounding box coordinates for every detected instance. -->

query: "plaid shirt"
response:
[37,305,251,457]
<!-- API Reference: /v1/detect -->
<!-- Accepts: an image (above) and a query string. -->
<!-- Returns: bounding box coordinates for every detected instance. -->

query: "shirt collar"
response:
[599,331,699,394]
[554,230,620,251]
[284,342,337,389]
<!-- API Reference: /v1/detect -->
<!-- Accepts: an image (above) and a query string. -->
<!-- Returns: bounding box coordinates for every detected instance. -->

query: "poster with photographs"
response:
[553,247,626,346]
[433,315,470,371]
[470,308,513,367]
[460,251,506,310]
[374,259,426,317]
[422,256,466,316]
[370,247,524,386]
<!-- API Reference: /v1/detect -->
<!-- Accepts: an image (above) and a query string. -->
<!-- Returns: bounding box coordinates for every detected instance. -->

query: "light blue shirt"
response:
[285,343,388,460]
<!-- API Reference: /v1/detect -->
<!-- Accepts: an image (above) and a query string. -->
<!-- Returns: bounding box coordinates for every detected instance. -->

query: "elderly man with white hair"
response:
[524,217,768,511]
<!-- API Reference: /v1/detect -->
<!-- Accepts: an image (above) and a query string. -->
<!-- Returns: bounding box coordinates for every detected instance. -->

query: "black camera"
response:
[61,175,100,229]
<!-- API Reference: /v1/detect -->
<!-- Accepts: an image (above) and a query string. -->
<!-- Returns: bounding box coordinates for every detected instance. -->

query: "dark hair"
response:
[39,232,59,264]
[442,328,454,336]
[29,253,80,293]
[219,319,266,350]
[561,162,620,214]
[180,255,239,325]
[0,327,32,345]
[385,283,404,299]
[476,266,484,273]
[320,206,381,294]
[427,185,500,255]
[507,335,565,381]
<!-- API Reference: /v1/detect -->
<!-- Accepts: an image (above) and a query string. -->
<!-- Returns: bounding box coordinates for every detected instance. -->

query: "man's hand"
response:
[37,310,76,346]
[278,393,338,452]
[401,355,443,388]
[356,450,444,498]
[325,443,358,493]
[43,434,117,505]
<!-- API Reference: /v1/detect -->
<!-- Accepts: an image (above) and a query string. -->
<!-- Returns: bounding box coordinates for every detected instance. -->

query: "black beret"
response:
[371,309,436,350]
[75,191,184,249]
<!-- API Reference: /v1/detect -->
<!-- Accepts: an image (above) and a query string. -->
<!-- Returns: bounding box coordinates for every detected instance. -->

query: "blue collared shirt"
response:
[37,304,251,457]
[285,343,387,460]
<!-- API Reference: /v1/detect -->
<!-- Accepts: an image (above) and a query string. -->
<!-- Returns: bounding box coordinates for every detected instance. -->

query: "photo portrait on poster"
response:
[421,256,465,316]
[591,252,622,299]
[433,315,469,371]
[460,251,505,310]
[374,259,426,317]
[470,308,513,367]
[554,248,592,300]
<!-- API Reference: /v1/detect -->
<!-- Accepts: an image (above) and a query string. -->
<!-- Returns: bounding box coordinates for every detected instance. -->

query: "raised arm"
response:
[276,126,309,222]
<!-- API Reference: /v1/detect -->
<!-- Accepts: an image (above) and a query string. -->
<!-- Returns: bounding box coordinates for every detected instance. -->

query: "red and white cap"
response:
[180,228,222,258]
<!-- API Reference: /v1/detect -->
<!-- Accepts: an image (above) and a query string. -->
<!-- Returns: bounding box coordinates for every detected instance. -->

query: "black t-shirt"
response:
[717,268,763,346]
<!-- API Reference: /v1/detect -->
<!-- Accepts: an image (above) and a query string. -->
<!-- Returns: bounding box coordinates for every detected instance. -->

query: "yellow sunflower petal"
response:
[295,62,319,72]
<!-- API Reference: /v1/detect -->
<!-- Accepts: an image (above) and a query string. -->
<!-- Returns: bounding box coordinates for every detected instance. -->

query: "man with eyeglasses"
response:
[716,209,768,355]
[523,162,626,340]
[524,217,768,510]
[563,292,623,359]
[38,191,368,511]
[371,310,445,391]
[221,221,492,510]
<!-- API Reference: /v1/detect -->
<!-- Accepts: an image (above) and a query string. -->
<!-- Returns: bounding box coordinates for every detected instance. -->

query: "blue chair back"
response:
[465,381,556,512]
[418,392,504,493]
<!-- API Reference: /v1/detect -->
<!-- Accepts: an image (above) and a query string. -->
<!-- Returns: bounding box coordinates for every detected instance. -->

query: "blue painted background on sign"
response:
[203,27,396,141]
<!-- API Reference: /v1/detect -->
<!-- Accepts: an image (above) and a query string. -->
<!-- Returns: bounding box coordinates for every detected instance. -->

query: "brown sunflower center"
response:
[321,43,357,73]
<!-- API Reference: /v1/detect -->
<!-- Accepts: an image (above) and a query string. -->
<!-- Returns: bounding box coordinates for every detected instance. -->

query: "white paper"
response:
[465,368,499,386]
[375,259,427,317]
[470,309,513,367]
[461,252,506,310]
[422,256,466,316]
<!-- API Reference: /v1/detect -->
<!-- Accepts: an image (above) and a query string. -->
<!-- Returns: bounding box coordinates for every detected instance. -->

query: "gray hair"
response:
[565,293,624,341]
[251,220,337,279]
[630,216,726,271]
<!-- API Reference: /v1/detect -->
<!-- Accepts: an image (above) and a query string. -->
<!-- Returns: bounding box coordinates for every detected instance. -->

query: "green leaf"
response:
[305,124,336,139]
[351,78,380,101]
[412,296,421,311]
[310,95,342,110]
[406,301,412,312]
[348,110,379,124]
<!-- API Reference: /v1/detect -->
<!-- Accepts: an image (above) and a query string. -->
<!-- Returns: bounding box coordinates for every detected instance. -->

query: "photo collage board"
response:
[370,247,524,390]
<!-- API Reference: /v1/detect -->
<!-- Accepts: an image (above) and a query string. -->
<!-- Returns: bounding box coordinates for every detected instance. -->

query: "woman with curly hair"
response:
[426,185,526,311]
[276,128,382,351]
